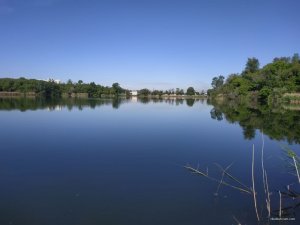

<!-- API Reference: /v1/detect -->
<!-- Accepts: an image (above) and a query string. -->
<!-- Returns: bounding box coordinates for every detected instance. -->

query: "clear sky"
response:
[0,0,299,90]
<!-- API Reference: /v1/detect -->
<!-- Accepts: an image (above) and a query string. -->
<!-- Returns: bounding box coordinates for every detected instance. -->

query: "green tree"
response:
[88,82,98,97]
[186,87,195,95]
[176,88,184,95]
[244,57,259,74]
[112,82,123,95]
[211,75,225,89]
[292,53,300,64]
[138,88,151,96]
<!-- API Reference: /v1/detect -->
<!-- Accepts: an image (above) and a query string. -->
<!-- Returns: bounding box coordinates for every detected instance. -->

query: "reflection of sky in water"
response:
[0,99,299,225]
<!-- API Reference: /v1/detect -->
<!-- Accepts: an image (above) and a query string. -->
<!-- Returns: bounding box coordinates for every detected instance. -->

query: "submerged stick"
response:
[215,163,250,192]
[215,163,232,195]
[252,144,260,221]
[232,215,242,225]
[261,131,267,196]
[265,170,271,218]
[292,156,300,184]
[184,165,252,194]
[279,191,282,218]
[261,132,272,219]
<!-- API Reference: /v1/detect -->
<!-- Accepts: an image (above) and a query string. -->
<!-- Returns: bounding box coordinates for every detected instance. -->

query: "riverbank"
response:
[0,91,36,97]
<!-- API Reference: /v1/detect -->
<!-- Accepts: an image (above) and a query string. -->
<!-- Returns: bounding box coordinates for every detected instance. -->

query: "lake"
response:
[0,97,299,225]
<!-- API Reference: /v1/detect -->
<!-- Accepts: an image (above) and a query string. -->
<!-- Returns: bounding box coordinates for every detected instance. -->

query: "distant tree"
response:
[112,82,123,95]
[211,75,225,89]
[176,88,184,95]
[244,57,260,74]
[186,87,195,95]
[88,82,97,97]
[67,79,73,85]
[138,88,151,96]
[78,80,83,84]
[273,57,291,63]
[152,90,163,96]
[292,53,300,64]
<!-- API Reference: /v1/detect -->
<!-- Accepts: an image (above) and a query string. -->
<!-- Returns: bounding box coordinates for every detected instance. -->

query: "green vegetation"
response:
[137,87,203,97]
[208,54,300,104]
[0,78,127,98]
[186,87,195,95]
[0,77,206,99]
[0,77,61,97]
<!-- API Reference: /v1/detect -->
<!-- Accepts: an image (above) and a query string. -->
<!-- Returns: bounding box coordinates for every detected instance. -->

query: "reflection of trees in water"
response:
[186,98,195,107]
[210,108,223,121]
[209,100,300,143]
[137,97,201,107]
[0,97,129,111]
[242,126,256,139]
[138,98,151,104]
[176,99,184,105]
[112,98,126,109]
[0,97,206,111]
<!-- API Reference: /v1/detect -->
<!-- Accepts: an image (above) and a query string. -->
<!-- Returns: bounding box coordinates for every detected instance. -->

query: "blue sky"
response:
[0,0,299,90]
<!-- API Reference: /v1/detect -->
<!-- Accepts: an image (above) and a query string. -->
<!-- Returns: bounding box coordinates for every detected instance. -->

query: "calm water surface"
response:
[0,98,299,225]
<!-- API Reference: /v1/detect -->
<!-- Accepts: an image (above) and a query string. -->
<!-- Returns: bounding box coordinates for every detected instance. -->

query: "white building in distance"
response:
[130,90,138,96]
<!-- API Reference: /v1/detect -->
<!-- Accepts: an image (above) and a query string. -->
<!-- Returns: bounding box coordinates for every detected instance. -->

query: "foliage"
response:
[0,78,61,97]
[176,88,184,95]
[152,90,164,96]
[0,78,206,99]
[0,78,127,98]
[207,53,300,103]
[138,88,151,96]
[211,75,225,89]
[186,87,195,95]
[112,82,124,95]
[243,57,260,74]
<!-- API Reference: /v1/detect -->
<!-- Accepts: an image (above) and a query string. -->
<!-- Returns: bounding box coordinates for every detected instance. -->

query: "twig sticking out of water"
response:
[232,215,242,225]
[215,163,233,195]
[261,132,271,218]
[261,131,267,200]
[184,165,252,194]
[279,191,282,218]
[215,163,250,192]
[292,156,300,184]
[252,144,260,222]
[265,170,271,218]
[261,131,266,194]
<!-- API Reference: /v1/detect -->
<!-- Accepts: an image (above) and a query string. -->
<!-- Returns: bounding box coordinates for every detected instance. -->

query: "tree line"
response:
[138,87,205,96]
[207,53,300,103]
[0,78,127,98]
[0,77,205,98]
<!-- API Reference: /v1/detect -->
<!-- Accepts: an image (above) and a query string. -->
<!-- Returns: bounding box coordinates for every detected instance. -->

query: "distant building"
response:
[40,78,61,84]
[48,79,61,84]
[130,90,138,96]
